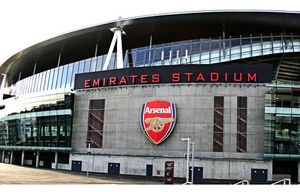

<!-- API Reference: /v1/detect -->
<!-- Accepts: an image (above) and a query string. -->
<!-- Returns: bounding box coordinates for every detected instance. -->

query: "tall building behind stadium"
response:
[0,10,300,183]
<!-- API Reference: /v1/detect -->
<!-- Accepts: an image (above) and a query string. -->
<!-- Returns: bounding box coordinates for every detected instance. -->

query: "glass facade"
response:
[0,91,74,152]
[264,82,300,160]
[11,33,300,96]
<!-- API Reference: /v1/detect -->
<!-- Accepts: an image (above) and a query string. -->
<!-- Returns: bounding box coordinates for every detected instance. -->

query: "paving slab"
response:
[0,163,163,185]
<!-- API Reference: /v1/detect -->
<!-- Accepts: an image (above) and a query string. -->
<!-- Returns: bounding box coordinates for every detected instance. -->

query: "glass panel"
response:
[107,53,116,70]
[163,46,172,65]
[171,44,181,65]
[51,68,58,90]
[60,65,68,89]
[65,64,73,89]
[22,77,28,94]
[56,66,63,89]
[47,68,54,91]
[71,62,79,89]
[90,57,97,72]
[153,46,163,65]
[96,56,104,71]
[181,44,190,64]
[78,60,85,73]
[211,40,220,51]
[44,70,50,91]
[135,50,146,67]
[40,72,46,92]
[35,73,41,93]
[145,49,154,66]
[84,58,91,73]
[26,76,34,93]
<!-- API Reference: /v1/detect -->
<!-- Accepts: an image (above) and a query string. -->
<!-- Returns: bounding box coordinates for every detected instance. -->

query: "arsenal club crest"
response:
[140,100,177,145]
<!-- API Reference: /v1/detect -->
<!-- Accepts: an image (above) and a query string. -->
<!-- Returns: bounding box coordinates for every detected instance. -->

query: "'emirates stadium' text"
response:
[83,72,257,88]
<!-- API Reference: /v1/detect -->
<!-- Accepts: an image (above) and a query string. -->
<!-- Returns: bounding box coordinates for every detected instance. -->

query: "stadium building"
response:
[0,10,300,183]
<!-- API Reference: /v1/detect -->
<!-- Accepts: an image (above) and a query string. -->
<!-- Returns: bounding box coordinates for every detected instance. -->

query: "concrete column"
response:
[102,31,118,70]
[10,151,13,164]
[21,150,25,166]
[35,151,39,168]
[298,161,300,183]
[102,27,125,71]
[116,29,123,69]
[1,150,4,163]
[54,152,58,169]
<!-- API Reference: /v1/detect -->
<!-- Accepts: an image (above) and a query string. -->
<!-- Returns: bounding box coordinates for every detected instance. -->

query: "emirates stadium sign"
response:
[74,64,273,90]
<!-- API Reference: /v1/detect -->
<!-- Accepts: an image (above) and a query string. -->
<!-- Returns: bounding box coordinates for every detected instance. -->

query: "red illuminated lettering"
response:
[210,72,219,81]
[93,79,100,86]
[185,72,193,82]
[130,75,138,84]
[225,73,228,81]
[234,73,242,82]
[152,74,160,83]
[195,73,205,81]
[109,77,117,85]
[119,76,127,85]
[141,74,148,83]
[172,73,180,82]
[84,80,91,88]
[248,73,257,82]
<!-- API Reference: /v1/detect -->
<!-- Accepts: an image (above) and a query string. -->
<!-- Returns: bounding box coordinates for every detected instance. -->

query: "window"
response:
[237,96,247,153]
[213,96,224,152]
[87,99,105,148]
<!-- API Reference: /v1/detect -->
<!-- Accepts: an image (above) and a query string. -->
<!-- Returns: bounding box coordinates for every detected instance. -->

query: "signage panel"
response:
[74,64,273,90]
[164,161,174,184]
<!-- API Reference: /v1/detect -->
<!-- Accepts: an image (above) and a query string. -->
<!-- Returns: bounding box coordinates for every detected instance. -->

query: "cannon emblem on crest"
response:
[144,117,175,132]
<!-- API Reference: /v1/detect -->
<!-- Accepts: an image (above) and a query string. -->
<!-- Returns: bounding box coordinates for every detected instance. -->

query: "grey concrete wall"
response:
[69,154,272,181]
[71,83,270,180]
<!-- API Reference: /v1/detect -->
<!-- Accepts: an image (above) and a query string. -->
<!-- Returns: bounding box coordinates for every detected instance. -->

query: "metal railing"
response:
[271,178,291,185]
[234,180,250,185]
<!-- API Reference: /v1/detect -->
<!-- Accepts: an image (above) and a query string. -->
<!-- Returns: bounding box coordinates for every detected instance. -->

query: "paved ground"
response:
[0,163,165,185]
[1,162,298,190]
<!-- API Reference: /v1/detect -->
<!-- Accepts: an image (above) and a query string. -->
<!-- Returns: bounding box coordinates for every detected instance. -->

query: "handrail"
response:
[234,180,250,185]
[271,178,291,185]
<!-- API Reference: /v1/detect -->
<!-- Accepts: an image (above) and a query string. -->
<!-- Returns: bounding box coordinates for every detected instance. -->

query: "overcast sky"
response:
[0,0,299,65]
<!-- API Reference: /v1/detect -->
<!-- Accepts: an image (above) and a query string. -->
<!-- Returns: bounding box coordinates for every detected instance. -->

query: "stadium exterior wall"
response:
[70,83,270,180]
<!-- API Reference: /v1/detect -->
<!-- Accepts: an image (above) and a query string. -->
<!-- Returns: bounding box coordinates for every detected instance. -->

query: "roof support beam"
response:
[274,54,285,81]
[102,27,125,70]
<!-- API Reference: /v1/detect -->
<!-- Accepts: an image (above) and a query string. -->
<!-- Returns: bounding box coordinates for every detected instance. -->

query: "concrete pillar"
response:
[9,151,13,164]
[21,150,25,166]
[1,150,4,163]
[298,161,300,183]
[102,27,125,71]
[54,152,58,169]
[35,151,39,168]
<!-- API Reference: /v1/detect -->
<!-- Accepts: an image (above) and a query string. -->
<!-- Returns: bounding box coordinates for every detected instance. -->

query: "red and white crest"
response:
[140,100,177,145]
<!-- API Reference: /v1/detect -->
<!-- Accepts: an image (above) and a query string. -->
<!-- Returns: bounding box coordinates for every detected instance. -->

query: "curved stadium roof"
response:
[2,9,300,84]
